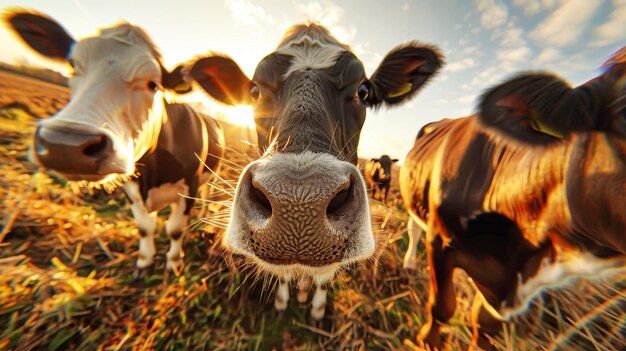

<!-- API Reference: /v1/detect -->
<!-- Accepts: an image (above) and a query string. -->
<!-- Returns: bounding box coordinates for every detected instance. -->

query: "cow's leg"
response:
[381,185,390,205]
[297,275,312,303]
[310,273,333,320]
[470,292,501,351]
[403,218,422,270]
[124,182,158,269]
[418,234,457,350]
[274,275,291,312]
[165,194,188,271]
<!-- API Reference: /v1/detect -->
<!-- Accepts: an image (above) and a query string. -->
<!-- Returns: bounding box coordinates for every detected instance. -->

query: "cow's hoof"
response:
[417,323,442,351]
[310,305,325,320]
[274,298,288,312]
[403,259,418,271]
[136,255,155,269]
[166,257,183,272]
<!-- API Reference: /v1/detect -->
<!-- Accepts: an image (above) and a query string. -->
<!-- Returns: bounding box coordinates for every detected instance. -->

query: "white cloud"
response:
[435,98,449,105]
[458,95,476,104]
[512,0,558,16]
[298,0,356,43]
[226,0,275,26]
[592,0,626,47]
[534,47,562,65]
[446,57,478,72]
[401,2,409,12]
[500,27,525,47]
[470,66,504,88]
[529,0,602,47]
[462,46,479,55]
[497,46,531,62]
[475,0,508,29]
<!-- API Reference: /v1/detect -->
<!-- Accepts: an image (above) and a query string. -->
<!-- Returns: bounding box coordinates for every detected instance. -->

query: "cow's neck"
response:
[482,134,571,245]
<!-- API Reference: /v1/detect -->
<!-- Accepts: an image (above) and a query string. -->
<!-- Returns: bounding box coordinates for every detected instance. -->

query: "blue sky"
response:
[0,0,624,162]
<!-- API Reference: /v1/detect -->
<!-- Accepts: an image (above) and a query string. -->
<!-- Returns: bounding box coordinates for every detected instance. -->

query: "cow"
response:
[5,10,225,271]
[399,48,626,350]
[363,155,398,204]
[184,23,443,318]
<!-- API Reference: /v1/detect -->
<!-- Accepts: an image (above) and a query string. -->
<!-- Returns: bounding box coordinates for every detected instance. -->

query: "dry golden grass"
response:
[0,71,624,351]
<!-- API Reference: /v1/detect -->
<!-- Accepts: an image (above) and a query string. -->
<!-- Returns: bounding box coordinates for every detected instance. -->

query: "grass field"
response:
[0,70,624,351]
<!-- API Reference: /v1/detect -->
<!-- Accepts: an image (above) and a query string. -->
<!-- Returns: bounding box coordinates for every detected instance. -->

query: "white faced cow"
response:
[400,49,626,350]
[6,10,225,271]
[185,24,443,318]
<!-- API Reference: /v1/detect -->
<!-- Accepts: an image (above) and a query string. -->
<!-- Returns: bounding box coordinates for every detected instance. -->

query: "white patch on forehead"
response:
[276,31,348,77]
[98,23,162,61]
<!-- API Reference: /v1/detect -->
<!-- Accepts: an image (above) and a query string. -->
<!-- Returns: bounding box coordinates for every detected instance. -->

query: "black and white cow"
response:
[363,154,398,204]
[185,24,443,318]
[6,10,225,270]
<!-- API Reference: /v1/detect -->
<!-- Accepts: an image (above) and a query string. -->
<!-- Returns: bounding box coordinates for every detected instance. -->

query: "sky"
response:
[0,0,624,162]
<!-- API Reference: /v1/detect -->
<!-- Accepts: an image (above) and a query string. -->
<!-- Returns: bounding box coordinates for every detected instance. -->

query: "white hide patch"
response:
[496,252,626,320]
[276,31,348,78]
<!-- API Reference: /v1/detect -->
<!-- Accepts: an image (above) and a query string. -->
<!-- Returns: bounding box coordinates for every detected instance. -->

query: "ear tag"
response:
[174,82,192,93]
[386,82,412,99]
[529,112,564,138]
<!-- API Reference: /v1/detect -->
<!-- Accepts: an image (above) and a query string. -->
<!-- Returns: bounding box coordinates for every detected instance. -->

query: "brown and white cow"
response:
[186,24,443,318]
[6,10,225,271]
[400,50,626,350]
[363,155,398,204]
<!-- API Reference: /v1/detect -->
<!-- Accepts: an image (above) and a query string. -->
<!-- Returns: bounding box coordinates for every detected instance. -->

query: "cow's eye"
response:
[357,82,370,103]
[250,84,260,102]
[147,81,160,92]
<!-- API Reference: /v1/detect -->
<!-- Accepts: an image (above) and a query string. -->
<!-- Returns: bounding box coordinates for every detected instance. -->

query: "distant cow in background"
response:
[363,155,398,204]
[6,10,225,271]
[400,48,626,350]
[185,23,443,318]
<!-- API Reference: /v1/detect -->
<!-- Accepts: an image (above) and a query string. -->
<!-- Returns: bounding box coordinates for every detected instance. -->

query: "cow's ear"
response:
[188,55,252,105]
[478,73,590,144]
[162,65,193,94]
[4,10,75,61]
[368,42,443,107]
[392,159,399,163]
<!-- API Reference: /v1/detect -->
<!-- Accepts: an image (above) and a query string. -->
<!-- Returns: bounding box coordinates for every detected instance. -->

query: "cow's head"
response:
[479,46,626,144]
[5,10,192,184]
[370,155,398,181]
[188,23,442,275]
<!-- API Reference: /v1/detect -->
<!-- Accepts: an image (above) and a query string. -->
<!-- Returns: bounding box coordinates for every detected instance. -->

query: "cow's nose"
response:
[34,126,113,175]
[237,165,365,266]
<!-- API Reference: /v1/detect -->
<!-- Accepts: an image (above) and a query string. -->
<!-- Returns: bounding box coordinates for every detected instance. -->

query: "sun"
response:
[223,105,255,128]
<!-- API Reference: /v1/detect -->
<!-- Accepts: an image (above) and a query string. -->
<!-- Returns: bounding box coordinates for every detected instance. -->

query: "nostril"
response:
[252,183,272,214]
[83,136,110,158]
[327,178,353,215]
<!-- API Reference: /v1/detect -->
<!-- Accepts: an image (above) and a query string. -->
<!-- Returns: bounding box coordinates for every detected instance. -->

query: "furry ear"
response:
[392,159,399,163]
[5,9,75,60]
[368,42,443,107]
[162,65,192,94]
[188,55,252,105]
[478,71,622,143]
